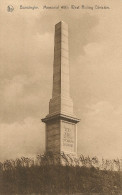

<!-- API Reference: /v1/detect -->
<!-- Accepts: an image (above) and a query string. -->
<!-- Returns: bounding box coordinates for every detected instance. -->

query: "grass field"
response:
[0,153,121,194]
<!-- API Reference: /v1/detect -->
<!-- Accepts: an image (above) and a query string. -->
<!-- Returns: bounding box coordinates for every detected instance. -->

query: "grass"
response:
[0,152,121,194]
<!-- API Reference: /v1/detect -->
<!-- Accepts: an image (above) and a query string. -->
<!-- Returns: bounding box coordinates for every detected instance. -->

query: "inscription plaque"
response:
[61,121,76,153]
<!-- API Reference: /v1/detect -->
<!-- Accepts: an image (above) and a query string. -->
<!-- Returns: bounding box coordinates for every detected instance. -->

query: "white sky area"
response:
[0,0,122,161]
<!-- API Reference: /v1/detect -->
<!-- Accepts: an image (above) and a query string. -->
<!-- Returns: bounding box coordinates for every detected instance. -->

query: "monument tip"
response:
[55,21,68,27]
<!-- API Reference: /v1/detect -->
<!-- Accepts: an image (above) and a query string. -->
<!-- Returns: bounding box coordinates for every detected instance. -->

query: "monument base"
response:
[42,113,80,163]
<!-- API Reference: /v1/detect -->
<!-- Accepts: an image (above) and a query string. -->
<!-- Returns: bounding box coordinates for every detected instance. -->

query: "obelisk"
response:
[42,21,80,158]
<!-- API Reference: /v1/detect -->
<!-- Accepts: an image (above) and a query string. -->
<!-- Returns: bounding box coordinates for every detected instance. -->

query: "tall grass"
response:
[0,152,121,194]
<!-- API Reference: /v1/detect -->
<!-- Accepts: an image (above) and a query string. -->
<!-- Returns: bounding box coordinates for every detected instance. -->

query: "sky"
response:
[0,0,122,161]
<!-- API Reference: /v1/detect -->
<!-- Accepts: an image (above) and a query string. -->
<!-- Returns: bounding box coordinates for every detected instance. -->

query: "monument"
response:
[42,21,80,160]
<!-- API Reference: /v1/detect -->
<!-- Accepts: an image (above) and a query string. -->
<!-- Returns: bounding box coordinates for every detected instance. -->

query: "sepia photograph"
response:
[0,0,121,194]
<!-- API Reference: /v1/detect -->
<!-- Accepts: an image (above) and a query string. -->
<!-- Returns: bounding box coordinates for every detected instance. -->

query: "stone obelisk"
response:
[42,21,80,158]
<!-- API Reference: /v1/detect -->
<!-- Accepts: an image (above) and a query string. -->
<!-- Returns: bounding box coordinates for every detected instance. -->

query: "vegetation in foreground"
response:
[0,152,121,195]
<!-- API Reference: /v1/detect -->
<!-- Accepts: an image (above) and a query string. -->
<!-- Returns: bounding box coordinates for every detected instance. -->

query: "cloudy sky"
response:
[0,0,122,161]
